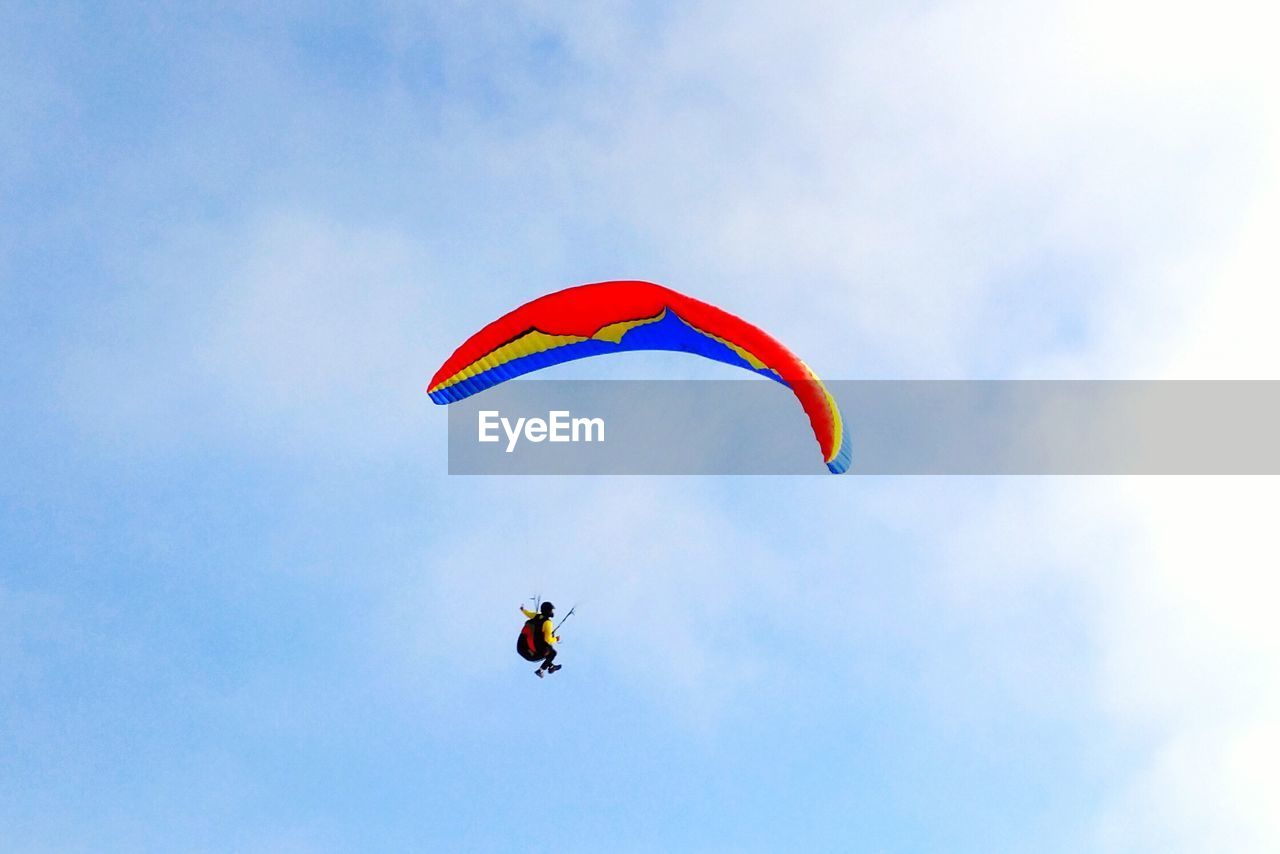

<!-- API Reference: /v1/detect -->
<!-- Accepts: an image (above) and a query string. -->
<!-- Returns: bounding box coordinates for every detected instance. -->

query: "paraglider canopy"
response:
[429,280,850,473]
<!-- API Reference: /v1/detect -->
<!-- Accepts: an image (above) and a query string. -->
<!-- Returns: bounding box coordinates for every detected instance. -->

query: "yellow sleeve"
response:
[521,607,536,618]
[542,620,559,645]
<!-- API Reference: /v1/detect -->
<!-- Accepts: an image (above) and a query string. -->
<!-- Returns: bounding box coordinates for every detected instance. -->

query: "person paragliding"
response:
[518,601,563,677]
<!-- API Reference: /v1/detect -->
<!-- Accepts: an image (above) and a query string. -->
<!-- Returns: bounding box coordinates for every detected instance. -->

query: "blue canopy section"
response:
[428,310,785,404]
[828,429,852,473]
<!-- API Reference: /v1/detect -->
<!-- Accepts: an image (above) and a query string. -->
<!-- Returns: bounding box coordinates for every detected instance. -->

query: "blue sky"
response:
[3,3,1278,852]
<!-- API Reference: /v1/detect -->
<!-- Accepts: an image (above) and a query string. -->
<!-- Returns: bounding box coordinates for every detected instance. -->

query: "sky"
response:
[2,2,1278,851]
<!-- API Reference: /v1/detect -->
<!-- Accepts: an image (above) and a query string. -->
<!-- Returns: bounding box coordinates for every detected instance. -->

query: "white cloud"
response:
[59,212,447,458]
[493,1,1280,846]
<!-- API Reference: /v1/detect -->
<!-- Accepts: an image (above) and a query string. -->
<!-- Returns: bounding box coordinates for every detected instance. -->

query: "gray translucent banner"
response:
[444,381,1280,475]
